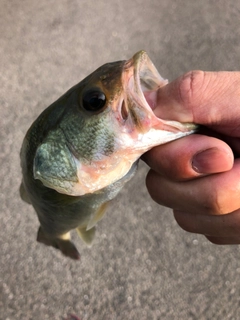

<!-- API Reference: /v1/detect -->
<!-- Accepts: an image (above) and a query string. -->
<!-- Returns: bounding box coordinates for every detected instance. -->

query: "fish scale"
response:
[59,112,116,162]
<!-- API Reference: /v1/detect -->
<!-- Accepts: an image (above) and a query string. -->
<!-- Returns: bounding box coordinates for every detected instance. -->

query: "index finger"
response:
[152,71,240,136]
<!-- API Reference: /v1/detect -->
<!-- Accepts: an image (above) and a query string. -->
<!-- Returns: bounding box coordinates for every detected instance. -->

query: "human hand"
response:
[144,71,240,244]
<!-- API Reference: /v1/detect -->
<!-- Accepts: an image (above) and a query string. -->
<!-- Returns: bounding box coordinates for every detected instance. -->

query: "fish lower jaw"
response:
[134,127,196,152]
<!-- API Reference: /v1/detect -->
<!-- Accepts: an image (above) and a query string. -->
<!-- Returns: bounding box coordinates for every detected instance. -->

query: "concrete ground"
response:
[1,1,240,319]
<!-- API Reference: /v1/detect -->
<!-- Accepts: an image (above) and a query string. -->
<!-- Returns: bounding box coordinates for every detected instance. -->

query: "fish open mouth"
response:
[121,50,196,134]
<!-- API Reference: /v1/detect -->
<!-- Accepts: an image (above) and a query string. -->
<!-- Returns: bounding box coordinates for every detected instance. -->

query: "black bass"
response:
[20,51,196,259]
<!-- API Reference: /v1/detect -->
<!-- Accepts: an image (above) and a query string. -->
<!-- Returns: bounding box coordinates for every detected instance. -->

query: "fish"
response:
[20,51,196,260]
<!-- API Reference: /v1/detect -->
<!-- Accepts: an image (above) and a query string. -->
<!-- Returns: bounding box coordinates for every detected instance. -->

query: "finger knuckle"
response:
[176,220,193,233]
[205,236,223,245]
[145,170,164,204]
[203,188,226,215]
[178,70,206,110]
[173,211,195,233]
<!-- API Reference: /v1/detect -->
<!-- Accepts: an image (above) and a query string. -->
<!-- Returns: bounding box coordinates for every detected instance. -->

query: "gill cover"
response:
[33,129,79,194]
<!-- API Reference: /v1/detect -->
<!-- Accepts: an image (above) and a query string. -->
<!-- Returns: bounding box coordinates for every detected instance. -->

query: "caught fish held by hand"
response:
[20,51,196,260]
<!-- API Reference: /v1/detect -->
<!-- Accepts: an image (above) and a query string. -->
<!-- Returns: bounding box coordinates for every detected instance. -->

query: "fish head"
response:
[33,51,196,196]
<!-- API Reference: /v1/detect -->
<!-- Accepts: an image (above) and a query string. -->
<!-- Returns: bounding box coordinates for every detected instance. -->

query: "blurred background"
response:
[1,1,240,319]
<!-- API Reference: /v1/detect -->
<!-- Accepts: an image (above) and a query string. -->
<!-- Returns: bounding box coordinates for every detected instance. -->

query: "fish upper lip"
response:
[120,51,168,123]
[133,50,168,110]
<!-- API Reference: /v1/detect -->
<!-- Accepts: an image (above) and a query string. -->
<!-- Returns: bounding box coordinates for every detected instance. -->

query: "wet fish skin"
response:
[20,51,196,259]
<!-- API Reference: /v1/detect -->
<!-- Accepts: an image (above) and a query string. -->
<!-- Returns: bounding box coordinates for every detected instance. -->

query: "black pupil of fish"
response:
[82,91,106,111]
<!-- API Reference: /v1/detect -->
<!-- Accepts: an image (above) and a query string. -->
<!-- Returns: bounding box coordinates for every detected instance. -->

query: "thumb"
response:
[152,71,240,135]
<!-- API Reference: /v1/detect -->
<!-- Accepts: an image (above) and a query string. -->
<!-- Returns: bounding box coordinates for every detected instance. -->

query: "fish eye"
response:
[82,89,106,112]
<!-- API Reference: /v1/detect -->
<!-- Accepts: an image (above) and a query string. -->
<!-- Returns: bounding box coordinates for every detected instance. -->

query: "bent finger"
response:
[153,71,240,136]
[146,159,240,215]
[173,209,240,238]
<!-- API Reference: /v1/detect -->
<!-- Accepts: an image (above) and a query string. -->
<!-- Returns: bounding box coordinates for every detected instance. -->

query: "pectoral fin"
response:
[87,202,108,230]
[76,203,108,246]
[77,226,96,246]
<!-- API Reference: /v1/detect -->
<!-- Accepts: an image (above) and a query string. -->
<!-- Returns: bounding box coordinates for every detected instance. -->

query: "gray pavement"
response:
[1,1,240,319]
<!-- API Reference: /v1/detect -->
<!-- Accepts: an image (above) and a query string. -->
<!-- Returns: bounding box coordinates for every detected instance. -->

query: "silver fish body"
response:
[20,51,196,259]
